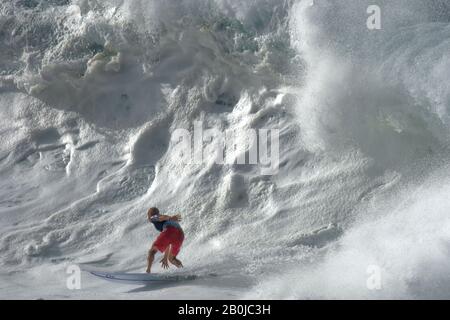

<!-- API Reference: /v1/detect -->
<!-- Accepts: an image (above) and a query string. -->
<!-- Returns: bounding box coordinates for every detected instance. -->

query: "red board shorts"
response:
[153,226,184,257]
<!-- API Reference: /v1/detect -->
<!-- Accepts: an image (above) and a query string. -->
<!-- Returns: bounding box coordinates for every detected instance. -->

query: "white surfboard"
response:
[89,270,198,285]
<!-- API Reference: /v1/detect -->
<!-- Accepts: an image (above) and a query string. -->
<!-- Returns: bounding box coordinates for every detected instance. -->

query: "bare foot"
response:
[169,257,183,268]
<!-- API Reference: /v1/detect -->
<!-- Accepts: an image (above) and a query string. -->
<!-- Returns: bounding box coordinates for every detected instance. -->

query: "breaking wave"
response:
[0,0,449,299]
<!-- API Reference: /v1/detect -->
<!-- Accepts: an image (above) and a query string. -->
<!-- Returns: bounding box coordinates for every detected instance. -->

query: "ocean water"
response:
[0,0,449,299]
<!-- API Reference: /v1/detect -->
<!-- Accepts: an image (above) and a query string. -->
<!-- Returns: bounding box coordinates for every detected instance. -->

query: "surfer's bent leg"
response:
[168,229,184,268]
[169,256,183,268]
[146,246,158,273]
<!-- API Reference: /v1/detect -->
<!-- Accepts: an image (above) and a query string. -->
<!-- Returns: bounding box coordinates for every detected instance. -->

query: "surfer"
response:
[146,207,184,273]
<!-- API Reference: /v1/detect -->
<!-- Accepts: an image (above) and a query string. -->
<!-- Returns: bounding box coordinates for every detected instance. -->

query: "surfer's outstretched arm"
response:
[154,214,181,222]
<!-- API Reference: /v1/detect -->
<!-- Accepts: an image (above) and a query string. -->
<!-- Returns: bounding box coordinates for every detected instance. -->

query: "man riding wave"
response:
[146,207,184,273]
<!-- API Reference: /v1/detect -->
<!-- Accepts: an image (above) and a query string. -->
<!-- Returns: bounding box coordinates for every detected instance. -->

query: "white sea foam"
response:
[0,0,449,299]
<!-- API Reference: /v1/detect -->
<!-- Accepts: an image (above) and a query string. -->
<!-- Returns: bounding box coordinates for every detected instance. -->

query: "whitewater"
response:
[0,0,449,299]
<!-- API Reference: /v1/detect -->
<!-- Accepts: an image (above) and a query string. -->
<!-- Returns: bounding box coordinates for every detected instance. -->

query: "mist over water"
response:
[0,0,449,299]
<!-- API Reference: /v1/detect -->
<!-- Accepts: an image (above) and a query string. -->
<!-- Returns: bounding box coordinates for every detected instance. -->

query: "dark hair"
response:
[147,207,159,220]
